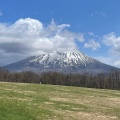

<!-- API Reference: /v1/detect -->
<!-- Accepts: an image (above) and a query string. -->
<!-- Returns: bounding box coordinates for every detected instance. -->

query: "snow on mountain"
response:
[4,50,119,74]
[29,50,94,66]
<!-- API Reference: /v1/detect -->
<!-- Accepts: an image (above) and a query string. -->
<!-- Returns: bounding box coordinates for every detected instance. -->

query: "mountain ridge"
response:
[4,50,119,74]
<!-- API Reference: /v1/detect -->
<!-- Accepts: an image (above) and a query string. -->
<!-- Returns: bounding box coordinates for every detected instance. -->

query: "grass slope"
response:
[0,82,120,120]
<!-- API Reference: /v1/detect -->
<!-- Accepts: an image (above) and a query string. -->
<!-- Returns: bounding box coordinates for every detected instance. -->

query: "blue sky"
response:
[0,0,120,67]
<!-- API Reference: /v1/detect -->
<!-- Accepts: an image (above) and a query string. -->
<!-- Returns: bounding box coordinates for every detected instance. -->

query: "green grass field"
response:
[0,82,120,120]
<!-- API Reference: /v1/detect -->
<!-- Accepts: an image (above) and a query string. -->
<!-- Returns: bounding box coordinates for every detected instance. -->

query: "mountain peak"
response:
[4,50,118,74]
[31,50,91,66]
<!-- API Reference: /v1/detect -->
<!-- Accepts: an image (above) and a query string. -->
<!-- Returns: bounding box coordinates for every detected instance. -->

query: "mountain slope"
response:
[4,50,119,74]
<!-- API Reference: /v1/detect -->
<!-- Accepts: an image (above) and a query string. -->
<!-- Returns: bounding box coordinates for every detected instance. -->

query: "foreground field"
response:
[0,82,120,120]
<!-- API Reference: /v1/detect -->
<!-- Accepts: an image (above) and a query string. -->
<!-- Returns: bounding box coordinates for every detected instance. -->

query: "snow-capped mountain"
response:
[4,50,119,74]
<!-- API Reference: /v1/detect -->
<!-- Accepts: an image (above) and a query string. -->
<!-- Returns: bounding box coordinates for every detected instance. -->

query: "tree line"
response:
[0,68,120,90]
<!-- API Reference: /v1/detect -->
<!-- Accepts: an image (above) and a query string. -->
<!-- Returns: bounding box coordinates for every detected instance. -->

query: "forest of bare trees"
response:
[0,67,120,90]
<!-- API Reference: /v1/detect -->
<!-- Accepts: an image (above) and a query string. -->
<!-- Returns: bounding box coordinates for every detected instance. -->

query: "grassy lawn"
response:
[0,82,120,120]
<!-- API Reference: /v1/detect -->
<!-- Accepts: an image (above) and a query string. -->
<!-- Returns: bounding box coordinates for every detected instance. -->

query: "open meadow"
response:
[0,82,120,120]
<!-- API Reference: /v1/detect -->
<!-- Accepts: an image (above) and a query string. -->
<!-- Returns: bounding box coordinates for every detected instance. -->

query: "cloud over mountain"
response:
[0,18,84,65]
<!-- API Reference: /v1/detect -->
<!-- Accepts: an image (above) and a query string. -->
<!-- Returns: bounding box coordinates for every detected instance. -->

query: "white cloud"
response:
[103,32,120,55]
[0,18,84,65]
[84,39,101,50]
[91,12,106,17]
[88,32,99,38]
[88,32,94,36]
[97,32,120,68]
[0,10,3,16]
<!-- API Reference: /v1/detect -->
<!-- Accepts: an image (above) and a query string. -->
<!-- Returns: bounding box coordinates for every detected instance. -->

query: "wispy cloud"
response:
[88,32,94,36]
[0,18,84,65]
[84,39,101,50]
[91,12,106,17]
